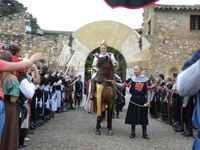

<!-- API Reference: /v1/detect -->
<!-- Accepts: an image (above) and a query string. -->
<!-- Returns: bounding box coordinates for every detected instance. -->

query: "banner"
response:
[104,0,159,9]
[57,45,75,67]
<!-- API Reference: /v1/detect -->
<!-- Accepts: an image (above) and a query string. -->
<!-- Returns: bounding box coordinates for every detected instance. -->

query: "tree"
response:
[84,47,126,81]
[29,14,40,34]
[0,0,27,17]
[0,0,41,34]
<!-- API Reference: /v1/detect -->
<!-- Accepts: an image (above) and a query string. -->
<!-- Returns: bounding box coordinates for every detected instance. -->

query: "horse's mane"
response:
[97,56,115,81]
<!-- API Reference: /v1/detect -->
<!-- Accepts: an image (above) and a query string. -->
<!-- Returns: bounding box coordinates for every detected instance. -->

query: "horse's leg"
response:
[107,103,113,136]
[112,106,115,118]
[95,84,104,135]
[95,116,101,135]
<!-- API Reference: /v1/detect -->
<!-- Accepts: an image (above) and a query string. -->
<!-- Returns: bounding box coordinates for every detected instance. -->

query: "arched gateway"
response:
[66,20,152,79]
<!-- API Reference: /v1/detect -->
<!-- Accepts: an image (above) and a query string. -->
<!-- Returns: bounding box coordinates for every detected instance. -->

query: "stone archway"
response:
[66,20,152,79]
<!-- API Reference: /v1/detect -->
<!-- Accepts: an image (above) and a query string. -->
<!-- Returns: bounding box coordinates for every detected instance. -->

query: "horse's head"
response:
[97,56,115,81]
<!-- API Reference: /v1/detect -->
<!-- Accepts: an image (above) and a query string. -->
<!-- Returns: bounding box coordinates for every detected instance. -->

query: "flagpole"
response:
[55,44,76,74]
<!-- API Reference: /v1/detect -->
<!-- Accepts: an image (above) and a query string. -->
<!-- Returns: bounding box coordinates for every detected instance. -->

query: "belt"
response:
[132,95,145,98]
[198,131,200,138]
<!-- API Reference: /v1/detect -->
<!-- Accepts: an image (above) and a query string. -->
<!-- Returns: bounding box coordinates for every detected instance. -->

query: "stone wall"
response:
[2,6,200,78]
[0,12,72,70]
[143,5,200,76]
[0,12,26,34]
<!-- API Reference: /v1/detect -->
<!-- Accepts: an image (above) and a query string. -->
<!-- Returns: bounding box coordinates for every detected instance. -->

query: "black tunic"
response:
[125,75,149,125]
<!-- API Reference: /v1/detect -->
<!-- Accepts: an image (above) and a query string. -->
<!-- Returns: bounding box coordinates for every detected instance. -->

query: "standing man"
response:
[74,75,83,108]
[124,65,151,139]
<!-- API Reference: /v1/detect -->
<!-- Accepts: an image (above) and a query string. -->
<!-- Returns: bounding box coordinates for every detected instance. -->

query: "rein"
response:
[107,79,147,108]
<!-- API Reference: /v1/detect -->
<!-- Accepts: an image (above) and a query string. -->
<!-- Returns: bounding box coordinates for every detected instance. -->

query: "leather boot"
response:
[183,130,193,137]
[129,125,135,138]
[142,125,150,139]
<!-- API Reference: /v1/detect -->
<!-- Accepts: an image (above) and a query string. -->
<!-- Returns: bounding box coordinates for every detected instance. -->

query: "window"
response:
[148,20,151,35]
[190,15,200,31]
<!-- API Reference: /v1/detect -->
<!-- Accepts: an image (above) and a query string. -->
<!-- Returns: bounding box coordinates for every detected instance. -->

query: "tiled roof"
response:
[154,4,200,11]
[44,30,72,34]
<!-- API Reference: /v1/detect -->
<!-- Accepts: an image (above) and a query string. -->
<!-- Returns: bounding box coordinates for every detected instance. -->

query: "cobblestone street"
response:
[24,108,194,150]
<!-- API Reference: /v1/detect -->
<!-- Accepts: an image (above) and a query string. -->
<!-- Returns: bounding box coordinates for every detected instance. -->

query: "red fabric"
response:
[12,56,27,73]
[123,82,131,88]
[12,56,21,62]
[147,85,152,90]
[28,98,32,104]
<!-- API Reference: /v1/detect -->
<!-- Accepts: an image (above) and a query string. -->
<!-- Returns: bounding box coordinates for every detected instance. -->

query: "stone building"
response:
[0,4,200,79]
[0,12,72,69]
[143,4,200,76]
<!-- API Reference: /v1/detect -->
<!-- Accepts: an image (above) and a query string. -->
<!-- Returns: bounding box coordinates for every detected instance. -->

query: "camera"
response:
[2,45,12,50]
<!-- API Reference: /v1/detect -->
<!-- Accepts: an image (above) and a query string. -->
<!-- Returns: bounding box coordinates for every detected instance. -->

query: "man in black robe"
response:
[124,65,151,139]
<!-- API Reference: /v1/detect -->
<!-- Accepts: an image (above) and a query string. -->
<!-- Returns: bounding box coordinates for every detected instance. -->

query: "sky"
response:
[17,0,200,31]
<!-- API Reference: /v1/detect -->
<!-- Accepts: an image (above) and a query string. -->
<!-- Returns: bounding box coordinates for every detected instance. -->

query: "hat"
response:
[100,40,107,48]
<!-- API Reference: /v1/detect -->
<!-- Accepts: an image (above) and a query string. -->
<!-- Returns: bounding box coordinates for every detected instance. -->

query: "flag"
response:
[57,45,75,67]
[104,0,159,9]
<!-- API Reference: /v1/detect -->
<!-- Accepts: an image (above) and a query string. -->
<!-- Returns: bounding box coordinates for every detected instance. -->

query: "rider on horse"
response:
[89,40,118,103]
[90,40,118,100]
[90,40,118,116]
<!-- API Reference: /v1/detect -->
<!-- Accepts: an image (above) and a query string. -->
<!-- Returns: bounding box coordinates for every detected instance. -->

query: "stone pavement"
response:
[23,108,194,150]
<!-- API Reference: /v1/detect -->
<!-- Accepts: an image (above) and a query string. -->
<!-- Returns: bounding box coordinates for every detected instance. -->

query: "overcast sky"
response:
[17,0,200,31]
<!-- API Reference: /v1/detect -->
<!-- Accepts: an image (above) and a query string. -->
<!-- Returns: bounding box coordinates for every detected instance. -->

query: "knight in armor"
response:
[89,40,118,100]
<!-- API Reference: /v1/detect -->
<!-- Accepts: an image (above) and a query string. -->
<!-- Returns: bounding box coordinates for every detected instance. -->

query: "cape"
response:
[131,75,149,82]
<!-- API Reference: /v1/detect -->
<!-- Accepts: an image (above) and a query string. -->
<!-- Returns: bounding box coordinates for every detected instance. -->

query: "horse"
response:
[93,55,116,136]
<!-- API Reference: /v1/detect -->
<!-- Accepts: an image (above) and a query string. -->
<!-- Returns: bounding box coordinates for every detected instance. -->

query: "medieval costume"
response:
[74,76,83,108]
[0,76,20,150]
[89,40,118,101]
[49,73,58,115]
[64,76,74,109]
[125,74,150,139]
[18,73,36,148]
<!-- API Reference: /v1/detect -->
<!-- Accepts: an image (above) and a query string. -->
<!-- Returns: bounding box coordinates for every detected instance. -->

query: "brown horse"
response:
[93,55,115,136]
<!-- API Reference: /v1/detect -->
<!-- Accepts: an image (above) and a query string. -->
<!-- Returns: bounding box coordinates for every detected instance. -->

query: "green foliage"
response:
[29,14,40,34]
[0,0,41,34]
[85,47,126,81]
[0,0,27,17]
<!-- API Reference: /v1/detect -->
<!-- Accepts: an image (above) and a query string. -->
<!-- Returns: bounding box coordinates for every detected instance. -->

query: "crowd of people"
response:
[0,41,199,150]
[0,43,84,149]
[147,73,195,138]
